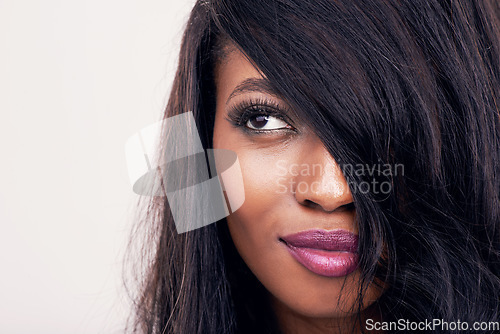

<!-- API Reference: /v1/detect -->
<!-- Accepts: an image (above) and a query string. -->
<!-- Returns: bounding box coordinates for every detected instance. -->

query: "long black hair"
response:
[126,0,500,333]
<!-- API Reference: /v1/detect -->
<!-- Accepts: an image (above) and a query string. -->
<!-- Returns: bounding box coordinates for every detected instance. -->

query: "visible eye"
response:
[226,97,297,135]
[246,115,292,131]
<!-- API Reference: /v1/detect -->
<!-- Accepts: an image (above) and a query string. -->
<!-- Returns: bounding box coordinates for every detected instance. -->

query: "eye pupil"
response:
[249,115,269,129]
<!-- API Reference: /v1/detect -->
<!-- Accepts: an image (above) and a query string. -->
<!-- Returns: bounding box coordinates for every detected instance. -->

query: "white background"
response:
[0,0,195,332]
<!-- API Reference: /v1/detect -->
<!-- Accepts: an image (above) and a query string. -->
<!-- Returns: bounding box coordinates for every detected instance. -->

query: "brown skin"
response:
[213,46,383,334]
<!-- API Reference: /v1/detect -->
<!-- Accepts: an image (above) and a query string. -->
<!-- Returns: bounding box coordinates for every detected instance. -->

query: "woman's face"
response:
[212,46,382,329]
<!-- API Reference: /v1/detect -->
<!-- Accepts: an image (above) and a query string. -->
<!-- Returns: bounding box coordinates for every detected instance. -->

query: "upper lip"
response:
[280,229,358,252]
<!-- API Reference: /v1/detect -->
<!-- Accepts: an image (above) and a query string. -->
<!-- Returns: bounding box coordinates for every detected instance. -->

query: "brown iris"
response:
[248,115,269,129]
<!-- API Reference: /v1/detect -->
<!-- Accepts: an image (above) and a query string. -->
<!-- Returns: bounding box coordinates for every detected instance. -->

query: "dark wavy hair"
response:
[125,0,500,333]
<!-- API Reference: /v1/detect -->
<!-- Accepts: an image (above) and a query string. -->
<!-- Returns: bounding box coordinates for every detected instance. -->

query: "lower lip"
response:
[284,245,359,277]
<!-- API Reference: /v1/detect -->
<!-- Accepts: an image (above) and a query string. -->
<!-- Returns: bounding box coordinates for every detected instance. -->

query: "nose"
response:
[293,137,354,212]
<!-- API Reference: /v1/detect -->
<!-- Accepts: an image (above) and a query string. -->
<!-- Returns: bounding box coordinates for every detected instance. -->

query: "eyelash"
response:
[226,98,296,134]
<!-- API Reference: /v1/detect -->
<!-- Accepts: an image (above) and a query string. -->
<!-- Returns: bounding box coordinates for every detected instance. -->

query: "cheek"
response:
[239,152,287,204]
[225,150,287,251]
[224,148,295,283]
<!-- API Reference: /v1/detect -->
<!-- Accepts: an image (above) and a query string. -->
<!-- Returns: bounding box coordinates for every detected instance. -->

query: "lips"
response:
[280,230,359,277]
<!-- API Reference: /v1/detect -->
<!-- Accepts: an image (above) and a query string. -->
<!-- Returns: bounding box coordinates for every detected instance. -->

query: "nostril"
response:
[299,199,355,213]
[301,199,315,208]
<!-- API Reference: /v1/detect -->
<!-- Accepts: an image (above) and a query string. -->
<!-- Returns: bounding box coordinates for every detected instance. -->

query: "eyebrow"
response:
[226,78,278,105]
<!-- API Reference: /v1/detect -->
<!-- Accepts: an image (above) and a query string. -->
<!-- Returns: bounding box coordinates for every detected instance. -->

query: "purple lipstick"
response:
[280,230,359,277]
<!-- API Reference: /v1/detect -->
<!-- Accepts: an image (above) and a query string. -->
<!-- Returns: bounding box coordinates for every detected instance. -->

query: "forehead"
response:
[214,46,265,100]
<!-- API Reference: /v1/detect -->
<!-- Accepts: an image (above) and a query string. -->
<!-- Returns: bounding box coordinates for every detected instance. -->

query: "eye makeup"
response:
[225,96,297,135]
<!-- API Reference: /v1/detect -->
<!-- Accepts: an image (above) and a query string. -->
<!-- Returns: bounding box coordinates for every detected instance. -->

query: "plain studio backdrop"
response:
[0,0,195,333]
